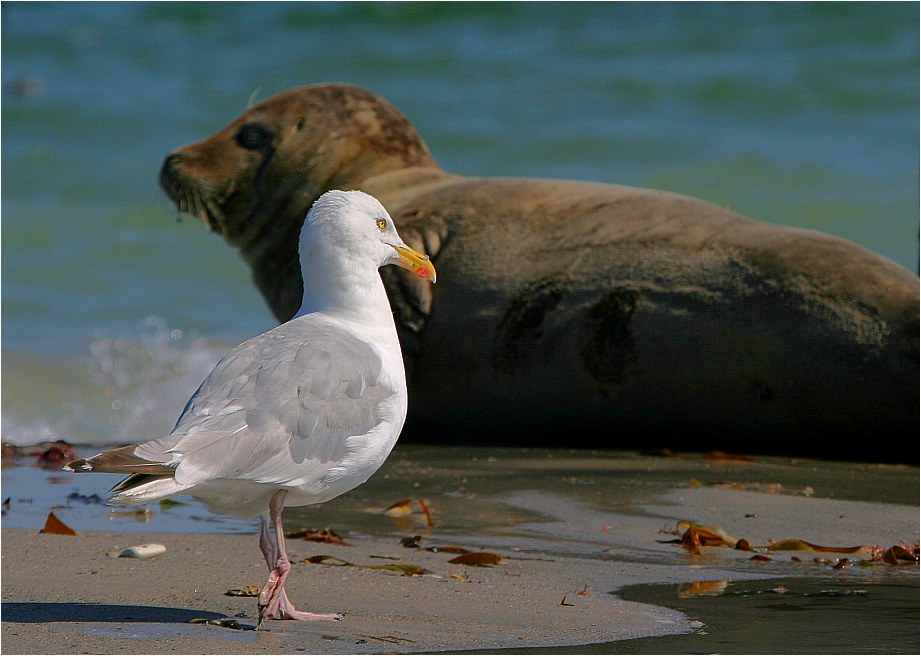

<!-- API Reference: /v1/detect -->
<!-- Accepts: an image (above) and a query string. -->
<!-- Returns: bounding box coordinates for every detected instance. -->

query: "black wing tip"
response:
[62,458,90,472]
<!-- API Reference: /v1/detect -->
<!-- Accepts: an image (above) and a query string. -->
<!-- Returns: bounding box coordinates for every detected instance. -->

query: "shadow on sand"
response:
[1,602,224,624]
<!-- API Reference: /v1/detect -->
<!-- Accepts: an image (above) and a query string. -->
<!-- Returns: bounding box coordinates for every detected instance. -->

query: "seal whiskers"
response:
[173,185,225,236]
[190,191,213,232]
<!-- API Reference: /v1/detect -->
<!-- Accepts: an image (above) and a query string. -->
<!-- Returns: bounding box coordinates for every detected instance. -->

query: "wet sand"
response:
[3,473,918,654]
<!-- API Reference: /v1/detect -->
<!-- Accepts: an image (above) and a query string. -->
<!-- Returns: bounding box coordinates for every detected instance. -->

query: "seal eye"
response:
[236,123,273,150]
[375,218,388,232]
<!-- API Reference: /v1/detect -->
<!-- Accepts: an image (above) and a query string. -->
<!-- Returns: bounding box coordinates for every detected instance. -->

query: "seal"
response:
[160,83,919,459]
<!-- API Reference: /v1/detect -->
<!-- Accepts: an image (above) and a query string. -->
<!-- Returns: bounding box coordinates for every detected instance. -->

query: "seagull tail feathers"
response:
[107,474,194,506]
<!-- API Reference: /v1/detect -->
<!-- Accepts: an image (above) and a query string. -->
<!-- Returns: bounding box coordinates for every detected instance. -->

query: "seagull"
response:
[65,190,436,626]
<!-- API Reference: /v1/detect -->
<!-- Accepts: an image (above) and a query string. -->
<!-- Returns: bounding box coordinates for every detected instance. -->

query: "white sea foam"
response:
[85,316,224,444]
[3,317,227,447]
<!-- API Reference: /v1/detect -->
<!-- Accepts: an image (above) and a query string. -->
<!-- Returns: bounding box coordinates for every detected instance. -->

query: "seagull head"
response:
[301,190,436,284]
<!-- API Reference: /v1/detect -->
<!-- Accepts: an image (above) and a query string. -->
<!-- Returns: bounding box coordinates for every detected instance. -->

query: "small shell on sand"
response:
[109,543,167,559]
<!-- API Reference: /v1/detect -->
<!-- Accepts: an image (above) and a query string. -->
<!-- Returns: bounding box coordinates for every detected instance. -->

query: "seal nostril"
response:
[159,153,186,194]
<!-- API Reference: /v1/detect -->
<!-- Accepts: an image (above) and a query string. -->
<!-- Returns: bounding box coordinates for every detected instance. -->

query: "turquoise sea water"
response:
[2,2,919,444]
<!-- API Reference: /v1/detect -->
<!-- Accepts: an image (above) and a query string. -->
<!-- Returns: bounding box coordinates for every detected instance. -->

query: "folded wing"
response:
[133,315,393,490]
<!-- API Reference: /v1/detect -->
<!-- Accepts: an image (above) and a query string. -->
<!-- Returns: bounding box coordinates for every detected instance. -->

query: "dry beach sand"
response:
[2,454,918,654]
[1,528,688,654]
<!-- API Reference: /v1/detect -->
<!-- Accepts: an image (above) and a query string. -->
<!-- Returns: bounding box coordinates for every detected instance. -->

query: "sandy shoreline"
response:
[4,447,919,654]
[2,527,693,654]
[3,476,918,654]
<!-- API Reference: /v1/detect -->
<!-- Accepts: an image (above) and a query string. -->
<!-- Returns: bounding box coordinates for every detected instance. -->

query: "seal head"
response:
[160,84,438,320]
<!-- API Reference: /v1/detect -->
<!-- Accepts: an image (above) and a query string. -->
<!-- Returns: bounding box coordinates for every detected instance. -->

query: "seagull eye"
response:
[236,123,273,150]
[375,218,388,231]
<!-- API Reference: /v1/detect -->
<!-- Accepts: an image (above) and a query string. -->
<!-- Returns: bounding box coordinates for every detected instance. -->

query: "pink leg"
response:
[259,512,278,568]
[256,490,342,628]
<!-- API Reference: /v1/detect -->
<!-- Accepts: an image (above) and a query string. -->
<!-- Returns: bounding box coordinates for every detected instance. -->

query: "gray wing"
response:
[134,316,393,488]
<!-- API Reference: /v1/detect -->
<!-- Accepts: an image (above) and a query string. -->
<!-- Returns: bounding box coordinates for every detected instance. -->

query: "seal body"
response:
[161,84,919,459]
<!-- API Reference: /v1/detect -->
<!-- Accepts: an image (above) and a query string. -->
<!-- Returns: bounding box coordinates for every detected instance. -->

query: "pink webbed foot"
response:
[257,587,342,628]
[276,590,343,622]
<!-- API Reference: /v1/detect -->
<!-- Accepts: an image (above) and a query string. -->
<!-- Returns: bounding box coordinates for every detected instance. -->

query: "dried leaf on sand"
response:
[368,564,431,576]
[448,552,505,567]
[675,521,738,554]
[766,539,869,555]
[303,555,352,566]
[303,554,433,576]
[40,511,76,536]
[286,527,350,545]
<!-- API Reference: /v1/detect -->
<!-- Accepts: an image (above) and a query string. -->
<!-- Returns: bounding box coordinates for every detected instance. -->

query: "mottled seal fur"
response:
[160,83,919,459]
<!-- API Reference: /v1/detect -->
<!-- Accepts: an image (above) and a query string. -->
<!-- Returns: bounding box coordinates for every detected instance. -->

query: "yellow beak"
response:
[391,244,436,283]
